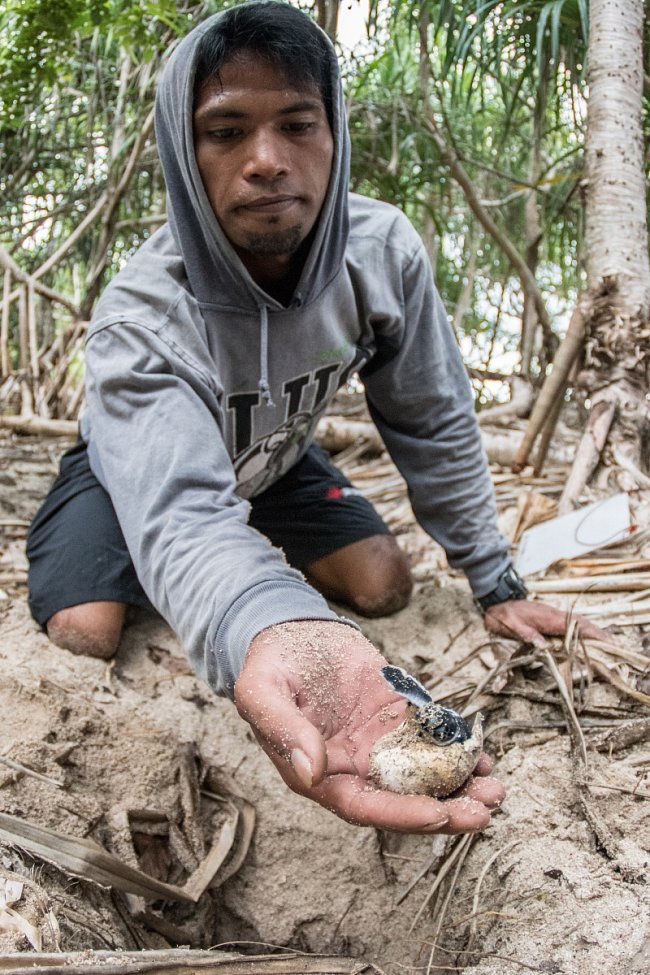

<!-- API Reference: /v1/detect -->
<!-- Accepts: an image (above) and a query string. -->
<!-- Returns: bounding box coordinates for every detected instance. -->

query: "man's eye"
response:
[209,128,239,140]
[284,121,315,133]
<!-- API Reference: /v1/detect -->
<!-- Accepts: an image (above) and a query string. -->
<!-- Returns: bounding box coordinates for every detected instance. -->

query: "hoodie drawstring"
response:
[257,304,275,408]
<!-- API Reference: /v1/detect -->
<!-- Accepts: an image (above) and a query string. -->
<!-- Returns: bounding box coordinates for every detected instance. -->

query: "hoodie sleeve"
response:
[84,320,346,697]
[361,236,511,598]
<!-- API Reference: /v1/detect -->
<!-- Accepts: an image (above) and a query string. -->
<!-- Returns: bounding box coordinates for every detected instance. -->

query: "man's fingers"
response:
[256,742,499,835]
[485,599,614,646]
[311,776,496,834]
[456,774,505,809]
[235,675,328,786]
[436,796,493,834]
[486,610,547,647]
[576,617,615,642]
[473,752,495,776]
[310,775,451,831]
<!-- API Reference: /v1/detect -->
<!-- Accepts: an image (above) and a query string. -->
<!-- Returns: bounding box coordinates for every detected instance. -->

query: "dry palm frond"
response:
[528,572,650,593]
[0,949,384,974]
[426,631,649,724]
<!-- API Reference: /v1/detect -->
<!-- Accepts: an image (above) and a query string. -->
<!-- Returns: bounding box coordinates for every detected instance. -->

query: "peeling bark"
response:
[558,0,650,507]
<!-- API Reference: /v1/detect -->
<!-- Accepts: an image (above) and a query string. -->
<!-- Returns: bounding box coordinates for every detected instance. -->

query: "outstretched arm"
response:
[234,620,504,834]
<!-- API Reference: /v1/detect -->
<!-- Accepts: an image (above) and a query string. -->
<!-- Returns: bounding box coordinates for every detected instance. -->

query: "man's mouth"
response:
[241,195,300,214]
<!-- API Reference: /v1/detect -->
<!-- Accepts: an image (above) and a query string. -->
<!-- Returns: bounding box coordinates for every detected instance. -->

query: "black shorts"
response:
[26,440,390,625]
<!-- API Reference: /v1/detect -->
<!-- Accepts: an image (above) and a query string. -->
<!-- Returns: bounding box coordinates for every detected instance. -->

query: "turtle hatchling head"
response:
[380,664,473,746]
[413,703,472,744]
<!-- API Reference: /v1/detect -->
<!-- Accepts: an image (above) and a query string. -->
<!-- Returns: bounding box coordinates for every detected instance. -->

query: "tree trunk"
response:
[520,71,547,376]
[315,0,339,40]
[559,0,650,510]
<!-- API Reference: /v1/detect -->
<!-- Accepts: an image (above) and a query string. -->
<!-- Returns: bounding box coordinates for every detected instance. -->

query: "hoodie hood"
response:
[154,4,351,312]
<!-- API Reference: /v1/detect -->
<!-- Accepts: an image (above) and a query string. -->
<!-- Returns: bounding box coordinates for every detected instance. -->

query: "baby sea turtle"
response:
[369,665,484,799]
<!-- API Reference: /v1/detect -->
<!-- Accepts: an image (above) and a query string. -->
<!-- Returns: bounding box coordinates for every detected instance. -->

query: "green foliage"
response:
[431,0,588,84]
[0,0,195,128]
[1,0,648,396]
[341,0,620,378]
[0,0,219,323]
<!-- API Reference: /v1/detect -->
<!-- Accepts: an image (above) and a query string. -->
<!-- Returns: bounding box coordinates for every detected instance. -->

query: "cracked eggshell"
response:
[369,712,484,799]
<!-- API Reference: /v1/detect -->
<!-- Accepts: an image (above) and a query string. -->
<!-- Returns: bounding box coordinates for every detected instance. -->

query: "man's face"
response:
[193,52,334,277]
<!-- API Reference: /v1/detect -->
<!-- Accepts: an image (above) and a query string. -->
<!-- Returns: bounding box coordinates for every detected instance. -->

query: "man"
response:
[26,1,598,834]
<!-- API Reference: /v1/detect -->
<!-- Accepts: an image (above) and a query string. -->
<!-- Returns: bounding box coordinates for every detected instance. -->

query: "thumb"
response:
[234,671,329,788]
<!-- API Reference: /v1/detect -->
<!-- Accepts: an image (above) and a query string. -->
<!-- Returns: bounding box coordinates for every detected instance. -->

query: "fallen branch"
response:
[0,950,381,975]
[0,804,246,904]
[532,371,569,476]
[0,414,78,437]
[315,416,574,467]
[558,394,617,513]
[527,574,650,594]
[316,416,384,455]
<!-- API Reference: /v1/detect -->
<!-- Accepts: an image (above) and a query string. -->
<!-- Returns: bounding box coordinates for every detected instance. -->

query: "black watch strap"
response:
[476,565,528,613]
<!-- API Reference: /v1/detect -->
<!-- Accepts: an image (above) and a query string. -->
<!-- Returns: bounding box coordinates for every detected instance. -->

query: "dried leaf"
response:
[0,905,42,950]
[0,807,245,903]
[0,879,23,906]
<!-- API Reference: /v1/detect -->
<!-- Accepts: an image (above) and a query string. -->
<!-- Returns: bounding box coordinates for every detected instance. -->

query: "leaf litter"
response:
[0,427,648,974]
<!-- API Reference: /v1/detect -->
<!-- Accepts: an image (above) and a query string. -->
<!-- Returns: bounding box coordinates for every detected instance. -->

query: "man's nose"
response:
[243,129,288,180]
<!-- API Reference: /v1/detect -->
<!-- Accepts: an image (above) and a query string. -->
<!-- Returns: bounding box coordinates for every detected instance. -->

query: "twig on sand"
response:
[408,835,473,935]
[541,637,647,882]
[466,840,520,950]
[424,836,474,975]
[542,640,613,851]
[543,642,588,770]
[591,717,650,754]
[405,941,565,973]
[588,781,650,800]
[0,754,65,789]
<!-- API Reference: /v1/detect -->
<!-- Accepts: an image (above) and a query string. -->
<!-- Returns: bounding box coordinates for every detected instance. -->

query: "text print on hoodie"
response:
[81,7,511,697]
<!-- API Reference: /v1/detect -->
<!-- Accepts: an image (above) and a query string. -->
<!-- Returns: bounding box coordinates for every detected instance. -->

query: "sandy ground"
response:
[0,432,649,974]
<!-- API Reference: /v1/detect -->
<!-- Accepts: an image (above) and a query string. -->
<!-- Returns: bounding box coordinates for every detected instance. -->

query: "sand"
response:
[0,431,648,974]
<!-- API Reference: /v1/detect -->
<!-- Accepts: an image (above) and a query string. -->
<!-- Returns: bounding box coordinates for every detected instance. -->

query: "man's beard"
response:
[243,225,303,257]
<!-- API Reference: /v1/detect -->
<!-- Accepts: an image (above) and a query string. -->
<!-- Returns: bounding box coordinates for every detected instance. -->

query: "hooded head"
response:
[155,1,351,309]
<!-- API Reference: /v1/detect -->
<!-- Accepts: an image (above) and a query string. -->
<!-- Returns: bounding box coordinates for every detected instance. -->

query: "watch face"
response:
[504,567,527,598]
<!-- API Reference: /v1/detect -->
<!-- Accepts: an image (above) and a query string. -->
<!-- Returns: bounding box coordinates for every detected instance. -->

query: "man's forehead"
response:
[194,50,323,106]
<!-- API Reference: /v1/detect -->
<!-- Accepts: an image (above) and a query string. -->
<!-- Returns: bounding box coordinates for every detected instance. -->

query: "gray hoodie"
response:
[81,9,511,697]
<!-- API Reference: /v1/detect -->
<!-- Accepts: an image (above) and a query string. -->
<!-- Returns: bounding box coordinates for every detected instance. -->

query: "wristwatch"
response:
[476,564,528,613]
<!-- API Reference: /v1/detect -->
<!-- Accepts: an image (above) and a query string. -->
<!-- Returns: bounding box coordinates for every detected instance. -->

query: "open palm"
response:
[234,620,504,834]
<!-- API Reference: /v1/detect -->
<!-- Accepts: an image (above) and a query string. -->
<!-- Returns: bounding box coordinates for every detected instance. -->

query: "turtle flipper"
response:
[381,665,432,707]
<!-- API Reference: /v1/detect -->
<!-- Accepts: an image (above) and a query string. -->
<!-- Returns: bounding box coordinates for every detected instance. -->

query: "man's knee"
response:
[306,534,413,618]
[46,601,126,659]
[349,544,413,617]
